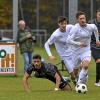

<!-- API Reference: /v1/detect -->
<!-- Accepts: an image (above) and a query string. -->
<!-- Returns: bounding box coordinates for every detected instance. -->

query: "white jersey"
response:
[45,25,74,58]
[67,23,99,52]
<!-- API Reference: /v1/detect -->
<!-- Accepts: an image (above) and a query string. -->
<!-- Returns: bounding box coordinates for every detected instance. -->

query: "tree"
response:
[0,0,12,29]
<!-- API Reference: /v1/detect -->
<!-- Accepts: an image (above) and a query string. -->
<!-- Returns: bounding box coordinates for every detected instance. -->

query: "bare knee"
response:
[82,60,90,70]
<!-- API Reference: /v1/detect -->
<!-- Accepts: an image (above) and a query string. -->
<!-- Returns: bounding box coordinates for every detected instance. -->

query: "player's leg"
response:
[54,72,61,90]
[91,47,100,86]
[77,51,91,84]
[62,56,76,81]
[73,68,79,84]
[95,59,100,86]
[74,68,79,78]
[71,54,81,85]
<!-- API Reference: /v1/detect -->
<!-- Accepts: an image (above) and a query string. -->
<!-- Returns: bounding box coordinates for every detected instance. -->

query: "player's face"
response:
[97,11,100,20]
[77,15,86,27]
[33,58,41,69]
[58,20,67,32]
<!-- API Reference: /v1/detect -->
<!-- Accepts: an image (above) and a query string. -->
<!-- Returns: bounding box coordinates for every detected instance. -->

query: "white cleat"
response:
[94,82,100,86]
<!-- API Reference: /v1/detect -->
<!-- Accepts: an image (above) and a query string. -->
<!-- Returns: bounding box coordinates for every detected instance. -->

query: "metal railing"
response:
[0,29,49,47]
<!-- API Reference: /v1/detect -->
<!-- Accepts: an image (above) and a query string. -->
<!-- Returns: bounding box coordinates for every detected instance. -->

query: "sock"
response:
[96,63,100,83]
[77,68,88,84]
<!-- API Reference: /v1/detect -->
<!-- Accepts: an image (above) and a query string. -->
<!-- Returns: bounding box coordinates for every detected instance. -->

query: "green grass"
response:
[0,47,100,100]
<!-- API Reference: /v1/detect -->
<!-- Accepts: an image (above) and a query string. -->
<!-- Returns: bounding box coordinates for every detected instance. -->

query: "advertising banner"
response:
[0,43,16,75]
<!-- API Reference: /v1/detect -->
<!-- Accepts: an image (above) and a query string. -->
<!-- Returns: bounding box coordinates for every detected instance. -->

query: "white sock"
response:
[77,68,88,84]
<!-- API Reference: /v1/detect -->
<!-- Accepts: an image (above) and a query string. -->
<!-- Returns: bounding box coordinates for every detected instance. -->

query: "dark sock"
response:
[96,63,100,83]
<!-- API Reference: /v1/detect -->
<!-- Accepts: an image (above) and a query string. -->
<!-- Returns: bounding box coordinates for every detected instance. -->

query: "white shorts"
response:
[73,50,91,68]
[62,56,75,73]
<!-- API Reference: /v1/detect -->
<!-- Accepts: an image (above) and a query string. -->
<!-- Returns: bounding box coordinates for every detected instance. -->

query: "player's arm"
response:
[67,27,83,46]
[23,72,30,92]
[67,27,86,47]
[93,24,100,46]
[23,65,33,92]
[54,72,61,91]
[44,34,56,60]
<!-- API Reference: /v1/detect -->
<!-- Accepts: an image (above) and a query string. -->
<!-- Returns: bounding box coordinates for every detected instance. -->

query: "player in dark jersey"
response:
[89,8,100,86]
[23,54,72,92]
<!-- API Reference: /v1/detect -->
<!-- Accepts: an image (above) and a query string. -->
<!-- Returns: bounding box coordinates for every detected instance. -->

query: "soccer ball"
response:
[75,83,87,94]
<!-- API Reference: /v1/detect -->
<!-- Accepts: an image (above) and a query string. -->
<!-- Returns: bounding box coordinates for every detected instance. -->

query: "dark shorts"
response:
[46,74,68,89]
[91,47,100,61]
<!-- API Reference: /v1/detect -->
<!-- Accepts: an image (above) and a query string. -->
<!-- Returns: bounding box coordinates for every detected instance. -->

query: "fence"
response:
[0,29,50,47]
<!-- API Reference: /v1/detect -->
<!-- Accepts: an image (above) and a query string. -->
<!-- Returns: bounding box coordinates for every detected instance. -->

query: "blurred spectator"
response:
[17,20,35,72]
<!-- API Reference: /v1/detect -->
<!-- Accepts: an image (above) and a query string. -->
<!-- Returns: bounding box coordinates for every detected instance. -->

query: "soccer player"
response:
[89,8,100,86]
[67,11,100,85]
[23,54,72,92]
[44,16,75,82]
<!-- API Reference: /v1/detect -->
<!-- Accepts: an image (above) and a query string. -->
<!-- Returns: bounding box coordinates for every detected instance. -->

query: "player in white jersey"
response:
[67,11,100,85]
[44,16,76,81]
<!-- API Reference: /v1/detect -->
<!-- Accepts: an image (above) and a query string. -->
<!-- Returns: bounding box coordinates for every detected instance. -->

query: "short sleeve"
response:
[26,65,34,75]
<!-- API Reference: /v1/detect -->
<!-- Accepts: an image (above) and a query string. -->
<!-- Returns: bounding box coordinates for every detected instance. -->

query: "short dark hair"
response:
[33,54,41,60]
[97,8,100,13]
[58,16,67,23]
[76,11,86,19]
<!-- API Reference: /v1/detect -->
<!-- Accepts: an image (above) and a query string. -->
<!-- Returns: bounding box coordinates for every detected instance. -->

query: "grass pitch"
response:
[0,47,100,100]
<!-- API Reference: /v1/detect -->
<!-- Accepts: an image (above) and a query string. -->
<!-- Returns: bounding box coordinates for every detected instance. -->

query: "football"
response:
[75,83,87,94]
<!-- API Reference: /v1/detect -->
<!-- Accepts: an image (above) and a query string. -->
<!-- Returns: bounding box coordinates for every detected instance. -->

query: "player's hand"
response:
[26,33,32,38]
[96,41,100,46]
[54,88,59,91]
[80,42,87,48]
[49,56,56,61]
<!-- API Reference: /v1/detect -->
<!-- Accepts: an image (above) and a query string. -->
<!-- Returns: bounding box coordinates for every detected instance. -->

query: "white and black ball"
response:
[75,83,87,94]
